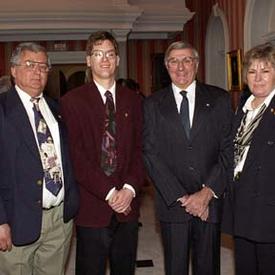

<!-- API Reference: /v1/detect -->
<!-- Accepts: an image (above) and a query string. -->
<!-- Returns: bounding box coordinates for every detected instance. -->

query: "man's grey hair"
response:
[10,42,51,67]
[164,41,199,64]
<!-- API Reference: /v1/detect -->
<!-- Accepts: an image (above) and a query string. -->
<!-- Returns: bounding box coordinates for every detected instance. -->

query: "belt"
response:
[43,206,56,211]
[43,201,63,211]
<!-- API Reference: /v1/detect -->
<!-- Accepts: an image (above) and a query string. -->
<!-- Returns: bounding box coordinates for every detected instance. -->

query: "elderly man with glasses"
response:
[143,41,233,275]
[0,42,79,275]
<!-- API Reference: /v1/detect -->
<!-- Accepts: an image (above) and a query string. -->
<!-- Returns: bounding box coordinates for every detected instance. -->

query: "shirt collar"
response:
[243,88,275,112]
[93,80,116,101]
[172,80,196,100]
[15,85,43,106]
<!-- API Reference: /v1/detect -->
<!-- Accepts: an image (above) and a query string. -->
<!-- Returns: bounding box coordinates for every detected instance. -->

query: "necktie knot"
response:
[105,90,113,100]
[180,90,187,97]
[31,97,40,103]
[31,97,41,112]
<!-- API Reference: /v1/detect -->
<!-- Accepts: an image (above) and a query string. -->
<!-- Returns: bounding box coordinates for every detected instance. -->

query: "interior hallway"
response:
[65,185,235,275]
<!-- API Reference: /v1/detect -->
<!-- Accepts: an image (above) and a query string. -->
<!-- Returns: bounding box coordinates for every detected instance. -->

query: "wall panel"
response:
[0,1,246,102]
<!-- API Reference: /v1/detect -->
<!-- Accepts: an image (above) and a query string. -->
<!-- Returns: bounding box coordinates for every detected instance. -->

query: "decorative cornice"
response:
[0,11,141,32]
[0,1,195,41]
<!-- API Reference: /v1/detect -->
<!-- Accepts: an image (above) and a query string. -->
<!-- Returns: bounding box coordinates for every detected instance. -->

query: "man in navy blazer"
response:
[0,42,79,275]
[143,41,233,275]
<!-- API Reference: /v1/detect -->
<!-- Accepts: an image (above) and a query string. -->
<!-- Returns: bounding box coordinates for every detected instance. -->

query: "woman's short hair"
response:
[243,42,275,83]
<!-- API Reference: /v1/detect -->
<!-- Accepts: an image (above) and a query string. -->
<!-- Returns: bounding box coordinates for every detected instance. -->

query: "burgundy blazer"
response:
[60,81,144,227]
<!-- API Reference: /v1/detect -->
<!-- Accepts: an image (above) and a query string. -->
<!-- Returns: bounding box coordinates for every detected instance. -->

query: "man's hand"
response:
[177,195,189,205]
[108,188,134,214]
[0,224,12,252]
[200,206,209,221]
[122,206,132,216]
[181,186,213,218]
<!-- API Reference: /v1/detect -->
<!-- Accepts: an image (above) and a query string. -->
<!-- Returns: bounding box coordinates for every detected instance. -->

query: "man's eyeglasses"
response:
[15,60,51,73]
[167,56,198,68]
[91,50,117,60]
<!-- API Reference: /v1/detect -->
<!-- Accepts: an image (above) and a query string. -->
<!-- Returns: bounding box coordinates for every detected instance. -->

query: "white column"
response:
[112,29,130,79]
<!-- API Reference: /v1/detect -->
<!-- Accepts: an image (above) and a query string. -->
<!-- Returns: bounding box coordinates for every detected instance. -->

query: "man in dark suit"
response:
[60,31,144,275]
[143,41,232,275]
[0,42,79,274]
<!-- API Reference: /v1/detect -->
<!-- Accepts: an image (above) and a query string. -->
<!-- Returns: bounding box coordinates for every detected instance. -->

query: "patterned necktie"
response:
[234,103,267,170]
[101,91,117,176]
[31,97,62,196]
[180,90,191,139]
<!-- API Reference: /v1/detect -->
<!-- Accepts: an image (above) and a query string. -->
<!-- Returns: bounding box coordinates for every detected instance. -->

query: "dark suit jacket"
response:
[143,82,233,224]
[223,94,275,242]
[60,81,145,227]
[0,87,79,246]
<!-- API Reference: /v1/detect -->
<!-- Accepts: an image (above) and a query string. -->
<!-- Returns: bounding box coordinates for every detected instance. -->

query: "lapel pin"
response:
[206,103,210,107]
[271,108,275,115]
[58,114,62,119]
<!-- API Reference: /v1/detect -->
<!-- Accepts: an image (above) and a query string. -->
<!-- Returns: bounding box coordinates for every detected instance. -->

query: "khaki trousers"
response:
[0,203,73,275]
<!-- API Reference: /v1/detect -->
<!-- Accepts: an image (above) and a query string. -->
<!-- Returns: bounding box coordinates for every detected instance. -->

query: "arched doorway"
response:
[205,4,229,90]
[244,0,275,51]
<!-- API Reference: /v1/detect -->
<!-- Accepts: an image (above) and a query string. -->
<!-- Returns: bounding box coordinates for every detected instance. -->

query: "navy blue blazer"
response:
[0,87,79,246]
[222,94,275,242]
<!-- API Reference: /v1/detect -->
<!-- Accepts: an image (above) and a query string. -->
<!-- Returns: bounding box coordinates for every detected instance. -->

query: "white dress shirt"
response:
[16,85,64,208]
[93,80,135,199]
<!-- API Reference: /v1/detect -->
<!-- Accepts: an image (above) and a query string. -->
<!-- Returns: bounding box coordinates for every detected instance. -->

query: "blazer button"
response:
[37,200,41,206]
[267,140,274,146]
[37,180,43,186]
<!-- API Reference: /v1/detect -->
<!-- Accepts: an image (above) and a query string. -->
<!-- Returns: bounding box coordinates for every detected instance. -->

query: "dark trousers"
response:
[160,218,220,275]
[235,236,275,275]
[75,216,138,275]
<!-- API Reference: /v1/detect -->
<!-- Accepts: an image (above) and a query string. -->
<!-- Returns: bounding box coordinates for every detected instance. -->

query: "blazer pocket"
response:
[261,195,275,206]
[266,200,275,206]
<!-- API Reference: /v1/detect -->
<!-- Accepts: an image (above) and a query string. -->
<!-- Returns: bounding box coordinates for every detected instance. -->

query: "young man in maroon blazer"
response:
[60,31,144,275]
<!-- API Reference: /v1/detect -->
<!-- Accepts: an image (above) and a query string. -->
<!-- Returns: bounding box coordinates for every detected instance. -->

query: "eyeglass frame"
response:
[90,49,117,60]
[14,60,51,73]
[167,56,198,68]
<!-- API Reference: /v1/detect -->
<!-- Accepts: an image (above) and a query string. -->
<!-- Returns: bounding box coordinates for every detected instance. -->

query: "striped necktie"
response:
[234,103,267,170]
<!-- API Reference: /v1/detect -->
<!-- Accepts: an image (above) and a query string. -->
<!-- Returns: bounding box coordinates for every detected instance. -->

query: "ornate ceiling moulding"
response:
[0,0,194,41]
